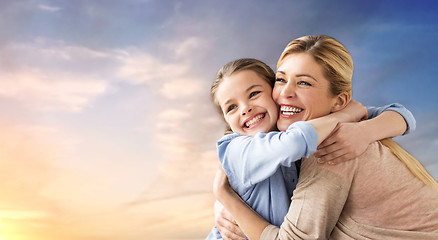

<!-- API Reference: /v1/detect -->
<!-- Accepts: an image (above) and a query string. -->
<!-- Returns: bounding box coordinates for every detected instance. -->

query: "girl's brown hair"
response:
[211,58,275,133]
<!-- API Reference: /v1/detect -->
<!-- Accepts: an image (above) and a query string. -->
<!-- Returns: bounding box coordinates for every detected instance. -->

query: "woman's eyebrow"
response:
[276,71,318,82]
[296,74,318,81]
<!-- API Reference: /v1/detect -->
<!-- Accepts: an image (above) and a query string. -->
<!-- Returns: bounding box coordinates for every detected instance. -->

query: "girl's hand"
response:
[315,121,372,165]
[214,201,247,240]
[340,100,368,122]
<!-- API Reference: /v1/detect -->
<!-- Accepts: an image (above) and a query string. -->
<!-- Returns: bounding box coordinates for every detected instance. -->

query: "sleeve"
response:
[218,121,318,188]
[366,103,416,135]
[260,157,355,240]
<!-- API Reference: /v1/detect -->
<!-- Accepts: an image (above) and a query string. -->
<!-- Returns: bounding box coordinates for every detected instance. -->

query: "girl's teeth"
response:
[245,114,264,127]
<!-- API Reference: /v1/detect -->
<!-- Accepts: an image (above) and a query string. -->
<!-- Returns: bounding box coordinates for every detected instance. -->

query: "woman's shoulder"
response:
[300,141,388,182]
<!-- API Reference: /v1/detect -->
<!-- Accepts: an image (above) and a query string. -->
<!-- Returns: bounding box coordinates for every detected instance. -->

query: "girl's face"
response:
[273,52,339,131]
[215,70,278,136]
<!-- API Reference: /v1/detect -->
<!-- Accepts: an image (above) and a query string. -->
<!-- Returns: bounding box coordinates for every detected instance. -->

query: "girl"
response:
[207,56,415,239]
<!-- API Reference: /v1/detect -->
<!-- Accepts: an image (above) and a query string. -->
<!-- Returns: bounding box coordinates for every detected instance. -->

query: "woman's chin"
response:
[277,118,300,131]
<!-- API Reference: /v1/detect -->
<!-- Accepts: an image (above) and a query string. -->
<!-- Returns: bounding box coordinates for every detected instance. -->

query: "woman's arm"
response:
[213,201,247,240]
[215,155,354,240]
[213,168,270,240]
[315,103,416,164]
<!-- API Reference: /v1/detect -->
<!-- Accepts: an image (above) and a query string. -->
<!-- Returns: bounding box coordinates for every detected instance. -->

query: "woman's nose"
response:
[281,84,296,98]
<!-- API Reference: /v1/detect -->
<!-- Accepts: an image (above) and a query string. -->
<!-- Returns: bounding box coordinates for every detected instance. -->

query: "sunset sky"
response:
[0,0,437,239]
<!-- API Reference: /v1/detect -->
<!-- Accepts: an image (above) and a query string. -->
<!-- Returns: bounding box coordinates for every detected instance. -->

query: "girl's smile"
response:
[215,70,278,136]
[243,113,266,129]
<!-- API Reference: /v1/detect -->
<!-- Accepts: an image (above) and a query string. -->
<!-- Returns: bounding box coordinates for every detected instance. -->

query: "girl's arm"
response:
[220,100,366,187]
[315,103,416,164]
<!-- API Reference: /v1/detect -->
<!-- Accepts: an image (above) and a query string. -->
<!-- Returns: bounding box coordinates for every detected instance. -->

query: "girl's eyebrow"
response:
[246,84,262,92]
[223,84,262,106]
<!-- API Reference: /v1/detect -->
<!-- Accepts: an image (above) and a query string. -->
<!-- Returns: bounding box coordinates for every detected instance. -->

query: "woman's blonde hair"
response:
[278,35,353,99]
[279,35,438,189]
[211,58,275,134]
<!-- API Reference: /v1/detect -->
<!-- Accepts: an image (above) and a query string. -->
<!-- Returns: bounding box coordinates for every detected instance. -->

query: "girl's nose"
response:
[241,105,253,116]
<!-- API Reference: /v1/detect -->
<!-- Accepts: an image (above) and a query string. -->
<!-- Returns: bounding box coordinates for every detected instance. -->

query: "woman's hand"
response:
[214,201,247,240]
[315,121,372,165]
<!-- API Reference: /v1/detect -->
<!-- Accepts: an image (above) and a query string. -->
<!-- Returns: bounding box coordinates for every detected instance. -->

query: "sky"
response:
[0,0,437,239]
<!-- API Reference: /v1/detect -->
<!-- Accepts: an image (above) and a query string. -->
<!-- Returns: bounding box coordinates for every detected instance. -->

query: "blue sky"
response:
[0,0,437,239]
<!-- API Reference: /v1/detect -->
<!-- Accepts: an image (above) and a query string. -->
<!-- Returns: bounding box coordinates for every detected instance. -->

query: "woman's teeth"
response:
[281,106,303,115]
[245,114,265,128]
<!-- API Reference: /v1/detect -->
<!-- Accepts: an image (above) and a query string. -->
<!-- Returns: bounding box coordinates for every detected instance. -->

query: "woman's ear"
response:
[331,92,349,112]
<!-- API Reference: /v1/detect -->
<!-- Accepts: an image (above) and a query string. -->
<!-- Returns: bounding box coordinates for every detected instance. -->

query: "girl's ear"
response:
[331,92,349,112]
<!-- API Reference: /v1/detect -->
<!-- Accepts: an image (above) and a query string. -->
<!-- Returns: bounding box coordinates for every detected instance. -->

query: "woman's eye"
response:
[227,105,237,113]
[298,81,311,86]
[275,78,286,83]
[249,91,261,98]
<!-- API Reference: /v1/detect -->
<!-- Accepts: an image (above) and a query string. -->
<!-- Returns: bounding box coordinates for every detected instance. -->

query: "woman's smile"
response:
[279,105,303,117]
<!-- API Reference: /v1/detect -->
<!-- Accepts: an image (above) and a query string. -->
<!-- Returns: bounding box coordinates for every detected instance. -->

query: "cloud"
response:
[0,34,221,238]
[117,51,188,84]
[38,4,61,12]
[0,210,49,220]
[0,68,107,112]
[116,49,203,100]
[160,78,203,100]
[0,40,114,112]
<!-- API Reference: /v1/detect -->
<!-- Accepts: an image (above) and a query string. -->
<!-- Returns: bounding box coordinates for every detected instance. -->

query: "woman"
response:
[214,35,438,239]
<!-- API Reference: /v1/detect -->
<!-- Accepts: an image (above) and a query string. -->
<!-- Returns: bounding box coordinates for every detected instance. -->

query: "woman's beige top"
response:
[261,141,438,240]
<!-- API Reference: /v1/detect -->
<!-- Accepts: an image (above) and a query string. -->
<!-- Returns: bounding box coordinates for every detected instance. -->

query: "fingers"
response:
[214,201,247,240]
[316,148,345,164]
[314,142,340,158]
[316,138,336,151]
[216,218,246,240]
[324,153,354,165]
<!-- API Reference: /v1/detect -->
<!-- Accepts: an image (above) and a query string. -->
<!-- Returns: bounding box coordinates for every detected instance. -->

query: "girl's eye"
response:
[298,81,311,86]
[227,104,237,113]
[249,91,261,98]
[275,78,286,83]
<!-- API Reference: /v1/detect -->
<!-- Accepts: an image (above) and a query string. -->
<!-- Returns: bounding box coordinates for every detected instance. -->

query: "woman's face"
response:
[273,52,339,131]
[215,70,278,136]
